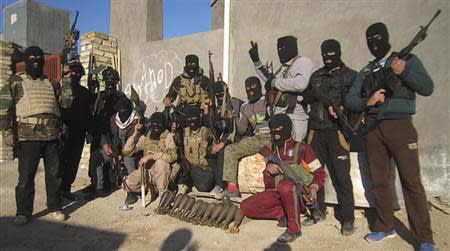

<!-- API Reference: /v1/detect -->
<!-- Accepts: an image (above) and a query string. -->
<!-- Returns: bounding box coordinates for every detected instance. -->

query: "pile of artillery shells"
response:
[155,192,245,234]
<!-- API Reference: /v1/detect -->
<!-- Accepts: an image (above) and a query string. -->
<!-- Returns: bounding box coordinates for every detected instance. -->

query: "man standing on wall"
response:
[302,39,357,235]
[0,46,73,225]
[345,22,435,251]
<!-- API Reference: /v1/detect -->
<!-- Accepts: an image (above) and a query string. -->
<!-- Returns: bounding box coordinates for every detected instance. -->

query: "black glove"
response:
[249,41,260,63]
[265,74,275,91]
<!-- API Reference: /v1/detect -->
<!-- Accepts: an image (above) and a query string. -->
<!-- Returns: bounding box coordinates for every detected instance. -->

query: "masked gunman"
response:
[345,23,435,250]
[0,46,73,225]
[163,54,209,115]
[60,60,93,201]
[121,112,178,208]
[240,114,325,244]
[86,96,143,199]
[249,35,313,142]
[301,39,357,235]
[82,66,126,194]
[202,80,238,196]
[211,76,271,199]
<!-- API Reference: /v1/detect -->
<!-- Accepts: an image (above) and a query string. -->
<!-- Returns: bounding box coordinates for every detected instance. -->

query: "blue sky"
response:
[0,0,212,39]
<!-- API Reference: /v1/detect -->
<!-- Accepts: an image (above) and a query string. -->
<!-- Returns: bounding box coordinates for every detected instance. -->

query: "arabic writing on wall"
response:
[124,50,183,116]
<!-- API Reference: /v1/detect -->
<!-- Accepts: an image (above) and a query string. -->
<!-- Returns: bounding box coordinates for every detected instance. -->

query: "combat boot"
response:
[276,230,302,245]
[302,208,325,226]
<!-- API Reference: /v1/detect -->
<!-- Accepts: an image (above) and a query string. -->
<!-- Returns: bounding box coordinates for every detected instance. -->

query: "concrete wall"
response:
[228,0,450,198]
[121,29,224,116]
[2,0,69,54]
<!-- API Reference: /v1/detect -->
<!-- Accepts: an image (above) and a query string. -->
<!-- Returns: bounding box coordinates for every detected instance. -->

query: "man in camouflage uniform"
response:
[0,46,73,225]
[211,76,271,198]
[121,112,178,208]
[163,54,209,114]
[182,105,215,192]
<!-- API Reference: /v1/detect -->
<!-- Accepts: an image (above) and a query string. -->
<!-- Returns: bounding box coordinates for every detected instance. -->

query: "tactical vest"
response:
[178,76,205,106]
[275,142,314,185]
[183,127,209,168]
[272,56,302,113]
[143,130,169,153]
[16,73,60,120]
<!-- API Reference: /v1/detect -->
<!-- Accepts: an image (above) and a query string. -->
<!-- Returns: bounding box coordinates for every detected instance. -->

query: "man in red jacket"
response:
[240,114,326,244]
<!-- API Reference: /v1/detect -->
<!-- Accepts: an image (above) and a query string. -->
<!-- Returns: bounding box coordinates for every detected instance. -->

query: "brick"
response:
[111,42,118,48]
[108,47,118,54]
[102,40,112,47]
[99,45,111,52]
[109,36,118,43]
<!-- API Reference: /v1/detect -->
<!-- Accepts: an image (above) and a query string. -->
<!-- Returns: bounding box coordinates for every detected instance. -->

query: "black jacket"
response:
[303,65,357,130]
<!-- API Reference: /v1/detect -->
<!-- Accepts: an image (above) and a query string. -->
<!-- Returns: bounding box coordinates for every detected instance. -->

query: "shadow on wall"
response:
[0,217,126,250]
[160,228,199,251]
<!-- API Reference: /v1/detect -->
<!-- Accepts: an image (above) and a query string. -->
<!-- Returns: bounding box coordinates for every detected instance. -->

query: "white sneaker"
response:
[51,211,66,222]
[14,215,28,226]
[210,186,224,198]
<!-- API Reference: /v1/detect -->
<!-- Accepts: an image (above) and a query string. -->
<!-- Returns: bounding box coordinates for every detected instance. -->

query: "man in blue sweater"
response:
[345,22,435,251]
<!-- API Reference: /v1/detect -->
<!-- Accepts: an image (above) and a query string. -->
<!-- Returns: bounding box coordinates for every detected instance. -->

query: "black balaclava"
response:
[321,39,343,71]
[116,97,133,123]
[366,22,391,60]
[245,76,262,103]
[269,114,292,147]
[213,81,226,105]
[184,54,199,77]
[277,36,298,65]
[25,46,45,79]
[68,61,85,84]
[149,112,166,140]
[102,66,119,90]
[183,105,201,131]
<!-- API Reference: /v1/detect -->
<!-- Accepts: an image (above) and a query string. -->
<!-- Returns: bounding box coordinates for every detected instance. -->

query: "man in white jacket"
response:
[249,35,314,142]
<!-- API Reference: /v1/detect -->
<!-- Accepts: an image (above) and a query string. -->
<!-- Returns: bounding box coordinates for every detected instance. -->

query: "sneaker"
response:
[341,221,355,236]
[419,243,436,251]
[276,230,302,245]
[210,186,224,199]
[277,216,287,228]
[61,191,78,201]
[51,211,66,222]
[125,192,139,205]
[302,209,325,226]
[364,231,396,243]
[13,215,28,226]
[223,188,241,198]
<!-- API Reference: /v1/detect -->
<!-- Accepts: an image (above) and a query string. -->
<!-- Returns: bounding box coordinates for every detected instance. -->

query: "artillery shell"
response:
[229,207,245,234]
[186,200,203,221]
[208,203,224,227]
[214,204,230,227]
[180,196,196,220]
[155,190,170,214]
[222,195,232,205]
[175,195,190,218]
[200,202,216,225]
[192,201,208,225]
[169,193,184,216]
[221,204,238,230]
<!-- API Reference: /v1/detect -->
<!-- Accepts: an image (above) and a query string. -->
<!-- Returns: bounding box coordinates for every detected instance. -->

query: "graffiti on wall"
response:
[124,50,183,115]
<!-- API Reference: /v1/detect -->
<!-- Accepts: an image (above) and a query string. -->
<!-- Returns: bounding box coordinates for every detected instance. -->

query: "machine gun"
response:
[207,51,220,141]
[61,11,80,66]
[367,10,441,98]
[310,81,356,136]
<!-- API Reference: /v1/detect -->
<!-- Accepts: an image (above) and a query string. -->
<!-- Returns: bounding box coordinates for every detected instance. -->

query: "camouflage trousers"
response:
[223,133,271,184]
[124,159,171,194]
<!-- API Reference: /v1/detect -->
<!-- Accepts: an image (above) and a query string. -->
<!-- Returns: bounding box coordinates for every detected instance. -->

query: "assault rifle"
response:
[268,153,313,205]
[61,11,80,66]
[88,53,106,115]
[207,51,220,141]
[129,86,145,125]
[310,81,356,135]
[369,9,441,98]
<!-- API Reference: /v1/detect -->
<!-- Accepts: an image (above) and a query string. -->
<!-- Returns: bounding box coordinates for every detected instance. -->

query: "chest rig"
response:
[183,127,209,168]
[178,76,204,106]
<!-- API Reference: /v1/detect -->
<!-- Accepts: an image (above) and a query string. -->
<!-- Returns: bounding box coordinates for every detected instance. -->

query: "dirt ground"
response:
[0,159,449,251]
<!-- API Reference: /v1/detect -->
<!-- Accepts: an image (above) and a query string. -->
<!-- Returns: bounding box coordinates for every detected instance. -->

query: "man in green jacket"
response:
[345,22,435,251]
[0,46,73,225]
